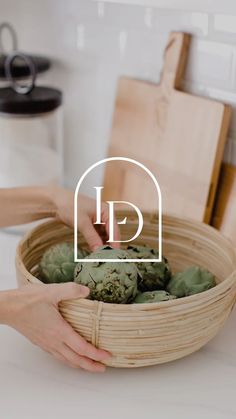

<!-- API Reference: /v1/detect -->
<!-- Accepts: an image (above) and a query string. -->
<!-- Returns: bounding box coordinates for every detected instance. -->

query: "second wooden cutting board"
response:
[212,163,236,246]
[103,32,231,223]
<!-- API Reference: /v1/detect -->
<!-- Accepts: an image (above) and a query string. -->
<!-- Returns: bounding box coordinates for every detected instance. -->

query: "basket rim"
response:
[16,213,236,310]
[17,210,236,249]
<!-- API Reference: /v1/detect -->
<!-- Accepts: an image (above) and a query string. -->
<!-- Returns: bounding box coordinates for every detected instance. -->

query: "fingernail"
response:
[102,351,112,359]
[80,285,90,296]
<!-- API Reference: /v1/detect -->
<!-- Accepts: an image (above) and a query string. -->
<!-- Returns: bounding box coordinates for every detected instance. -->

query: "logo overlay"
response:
[74,157,162,263]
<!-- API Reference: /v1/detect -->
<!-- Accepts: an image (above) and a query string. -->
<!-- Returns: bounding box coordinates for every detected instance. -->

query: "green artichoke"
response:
[133,290,176,304]
[167,266,216,298]
[127,245,171,291]
[74,245,140,304]
[39,242,89,284]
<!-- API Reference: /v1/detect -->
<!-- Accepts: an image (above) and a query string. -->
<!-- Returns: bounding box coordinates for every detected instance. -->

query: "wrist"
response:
[40,185,58,218]
[0,287,42,327]
[0,289,19,325]
[47,185,65,218]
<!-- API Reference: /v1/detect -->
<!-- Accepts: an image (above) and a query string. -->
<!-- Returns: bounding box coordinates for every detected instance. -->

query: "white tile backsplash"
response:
[119,30,166,81]
[77,24,85,50]
[1,0,236,192]
[214,14,236,34]
[153,11,209,37]
[144,7,153,28]
[100,2,154,29]
[97,1,105,18]
[185,40,235,90]
[191,13,208,36]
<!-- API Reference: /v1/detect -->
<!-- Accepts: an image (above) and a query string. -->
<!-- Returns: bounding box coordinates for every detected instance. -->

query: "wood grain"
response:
[103,32,231,223]
[212,163,236,246]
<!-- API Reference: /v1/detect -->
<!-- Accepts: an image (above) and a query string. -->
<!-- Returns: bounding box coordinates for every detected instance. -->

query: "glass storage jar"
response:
[0,52,63,190]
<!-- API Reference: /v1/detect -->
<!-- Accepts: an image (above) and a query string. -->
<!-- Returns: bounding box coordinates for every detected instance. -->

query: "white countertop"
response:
[1,230,236,419]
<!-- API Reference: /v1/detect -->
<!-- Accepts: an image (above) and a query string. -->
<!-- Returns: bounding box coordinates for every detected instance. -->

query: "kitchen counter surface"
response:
[1,230,236,419]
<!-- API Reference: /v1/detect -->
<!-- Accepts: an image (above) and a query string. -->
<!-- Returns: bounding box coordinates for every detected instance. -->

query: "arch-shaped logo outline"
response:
[74,157,162,263]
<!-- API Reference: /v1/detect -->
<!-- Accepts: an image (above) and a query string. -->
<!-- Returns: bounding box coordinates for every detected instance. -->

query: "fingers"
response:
[48,283,90,304]
[55,312,111,362]
[108,218,120,248]
[79,216,104,251]
[77,200,121,250]
[43,316,111,372]
[101,204,120,248]
[65,327,111,362]
[53,345,106,372]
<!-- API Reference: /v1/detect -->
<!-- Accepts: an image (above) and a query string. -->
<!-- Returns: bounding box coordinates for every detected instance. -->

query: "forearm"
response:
[0,186,57,227]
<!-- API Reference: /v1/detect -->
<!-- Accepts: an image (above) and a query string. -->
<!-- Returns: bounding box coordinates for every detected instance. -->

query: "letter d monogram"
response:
[93,186,143,243]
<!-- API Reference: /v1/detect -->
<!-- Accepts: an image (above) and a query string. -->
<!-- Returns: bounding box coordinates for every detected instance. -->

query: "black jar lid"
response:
[0,54,50,79]
[0,86,62,114]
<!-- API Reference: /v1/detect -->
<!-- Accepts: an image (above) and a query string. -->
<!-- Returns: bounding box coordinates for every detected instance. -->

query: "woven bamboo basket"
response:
[16,211,236,368]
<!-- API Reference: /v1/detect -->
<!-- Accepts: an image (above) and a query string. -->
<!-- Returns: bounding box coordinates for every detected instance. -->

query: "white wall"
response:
[1,0,236,194]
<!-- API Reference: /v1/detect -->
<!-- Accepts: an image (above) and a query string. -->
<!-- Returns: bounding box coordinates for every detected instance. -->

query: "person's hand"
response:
[51,187,120,251]
[3,283,111,372]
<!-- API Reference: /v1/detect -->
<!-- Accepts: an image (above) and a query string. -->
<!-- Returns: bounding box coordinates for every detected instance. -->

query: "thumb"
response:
[49,283,90,304]
[79,216,103,251]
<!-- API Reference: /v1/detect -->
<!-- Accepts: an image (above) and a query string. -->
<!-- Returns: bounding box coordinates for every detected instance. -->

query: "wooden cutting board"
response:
[103,32,231,223]
[212,163,236,246]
